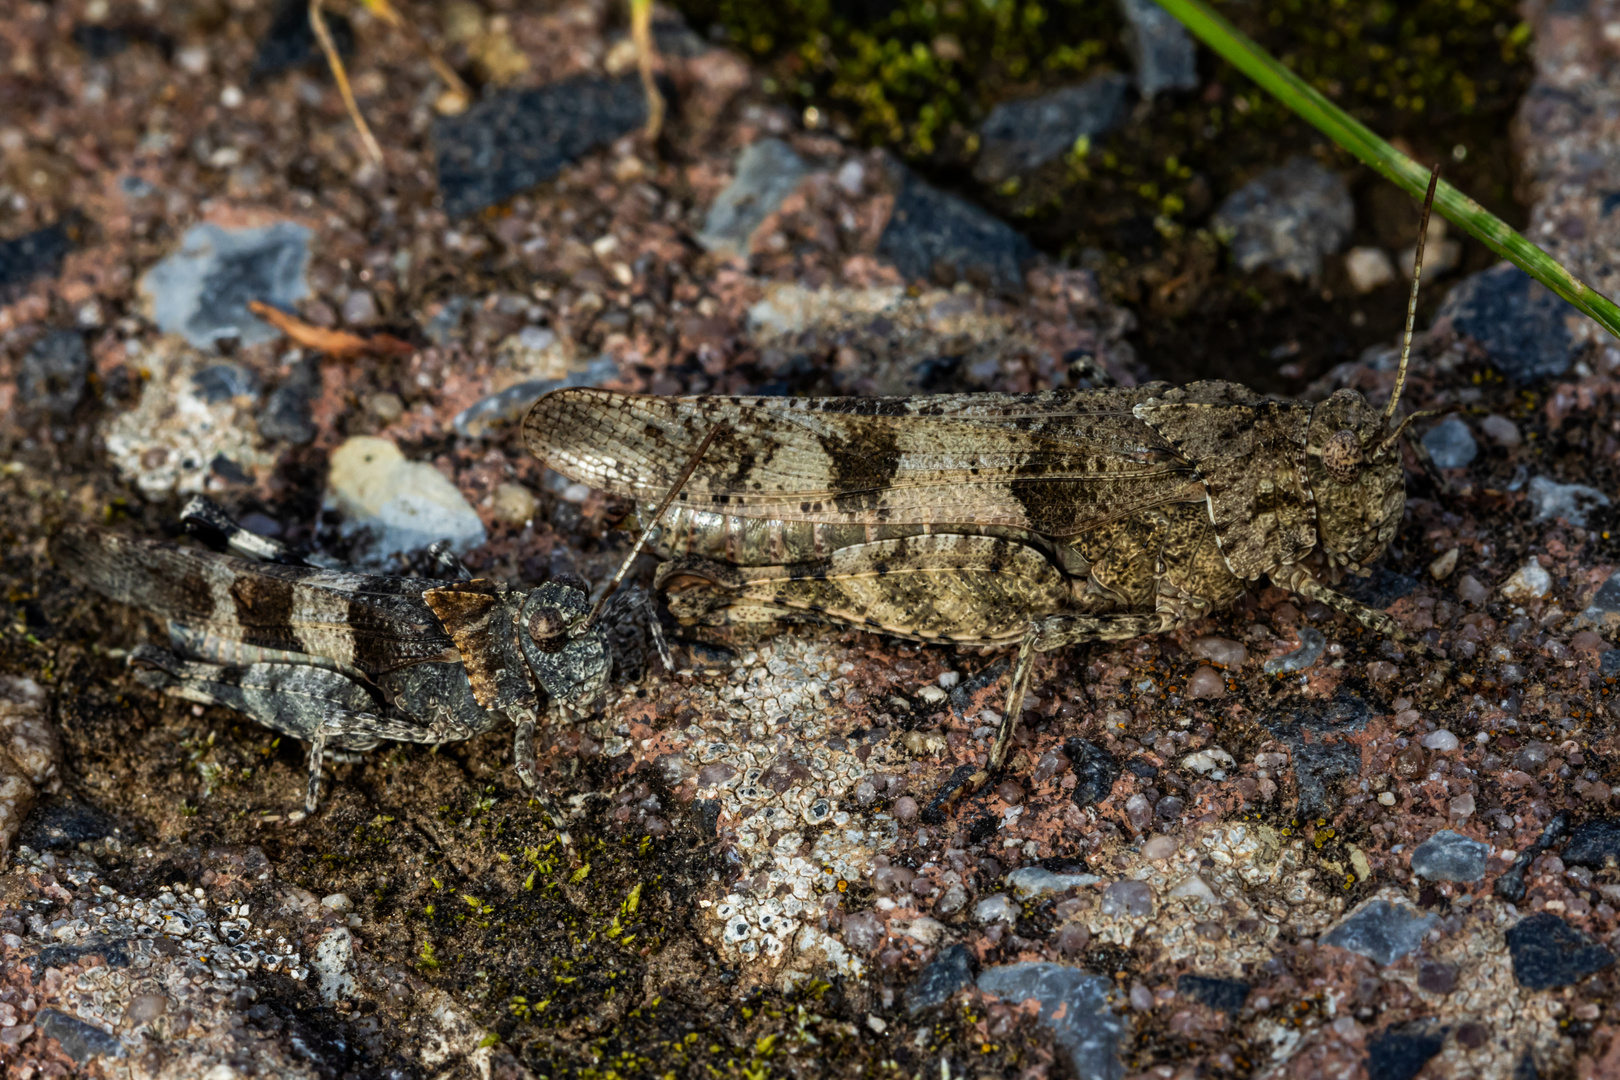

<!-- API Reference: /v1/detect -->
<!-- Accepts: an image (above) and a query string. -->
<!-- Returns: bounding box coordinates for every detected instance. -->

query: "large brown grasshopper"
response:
[524,173,1447,813]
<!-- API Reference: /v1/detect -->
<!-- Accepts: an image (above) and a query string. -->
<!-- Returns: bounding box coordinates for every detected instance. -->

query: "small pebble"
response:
[341,289,378,325]
[1500,560,1551,601]
[1186,666,1225,699]
[1420,730,1460,751]
[1422,417,1477,470]
[893,796,919,823]
[1101,879,1154,918]
[1142,835,1178,860]
[974,894,1017,924]
[1130,982,1155,1011]
[1478,414,1521,448]
[1378,792,1396,806]
[1457,574,1491,605]
[367,391,404,422]
[1054,923,1090,955]
[491,482,537,525]
[1190,636,1247,668]
[1344,246,1396,293]
[994,781,1024,805]
[1429,548,1459,580]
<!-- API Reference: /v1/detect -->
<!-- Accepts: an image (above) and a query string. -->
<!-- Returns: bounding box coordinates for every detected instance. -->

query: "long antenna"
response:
[582,423,723,632]
[1385,164,1442,424]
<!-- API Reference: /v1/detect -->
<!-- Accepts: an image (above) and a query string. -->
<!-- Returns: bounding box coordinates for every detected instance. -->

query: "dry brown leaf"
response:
[249,300,415,360]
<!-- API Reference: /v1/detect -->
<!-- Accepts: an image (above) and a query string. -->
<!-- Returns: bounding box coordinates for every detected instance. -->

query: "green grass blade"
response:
[1152,0,1620,344]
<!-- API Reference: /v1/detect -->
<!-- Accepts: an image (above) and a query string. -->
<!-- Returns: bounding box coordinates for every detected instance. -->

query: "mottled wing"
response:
[52,528,458,676]
[524,387,1201,536]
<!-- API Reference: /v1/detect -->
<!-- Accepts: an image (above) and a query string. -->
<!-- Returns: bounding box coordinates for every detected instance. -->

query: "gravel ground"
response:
[4,1,1620,1078]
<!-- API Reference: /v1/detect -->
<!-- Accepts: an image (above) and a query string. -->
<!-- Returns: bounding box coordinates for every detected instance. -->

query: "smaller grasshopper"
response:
[52,450,709,824]
[525,170,1450,816]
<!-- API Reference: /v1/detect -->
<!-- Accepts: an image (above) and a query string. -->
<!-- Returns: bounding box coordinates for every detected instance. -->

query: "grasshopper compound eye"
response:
[527,605,569,647]
[1321,429,1365,485]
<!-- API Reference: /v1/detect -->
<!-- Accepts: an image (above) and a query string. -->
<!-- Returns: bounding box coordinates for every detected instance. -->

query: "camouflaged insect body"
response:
[524,380,1418,795]
[52,506,613,817]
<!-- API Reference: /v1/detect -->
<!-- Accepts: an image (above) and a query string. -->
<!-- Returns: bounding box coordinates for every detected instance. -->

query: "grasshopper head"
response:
[519,580,609,715]
[1304,389,1413,574]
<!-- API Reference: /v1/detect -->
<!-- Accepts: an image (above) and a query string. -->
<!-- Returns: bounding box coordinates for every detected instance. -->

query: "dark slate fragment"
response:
[948,659,1007,715]
[1505,912,1615,990]
[0,222,75,290]
[251,0,353,81]
[72,24,131,58]
[28,936,131,976]
[905,944,976,1015]
[878,170,1036,296]
[1339,567,1419,608]
[34,1009,124,1064]
[434,77,648,218]
[1562,818,1620,869]
[19,330,91,420]
[18,798,119,851]
[1177,974,1248,1013]
[974,74,1129,183]
[258,356,320,445]
[1497,814,1567,904]
[1064,738,1122,808]
[191,362,261,404]
[1365,1022,1446,1080]
[1437,262,1579,383]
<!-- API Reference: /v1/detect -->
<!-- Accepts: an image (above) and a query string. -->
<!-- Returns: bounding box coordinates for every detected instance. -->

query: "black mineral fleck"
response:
[33,1009,124,1064]
[905,943,976,1015]
[0,222,75,291]
[1064,739,1122,809]
[1561,818,1620,869]
[251,0,352,81]
[18,330,91,420]
[1365,1021,1446,1080]
[877,168,1035,296]
[434,77,649,218]
[1437,262,1579,383]
[1177,974,1248,1014]
[1504,912,1615,990]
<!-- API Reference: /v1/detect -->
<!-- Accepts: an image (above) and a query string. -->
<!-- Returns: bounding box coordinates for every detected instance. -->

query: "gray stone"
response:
[190,362,261,405]
[905,943,976,1014]
[33,1008,123,1064]
[1421,417,1478,470]
[1118,0,1200,98]
[878,169,1035,296]
[326,436,487,564]
[1177,974,1248,1014]
[1527,475,1609,527]
[1321,899,1437,966]
[1436,262,1578,382]
[975,74,1129,184]
[433,76,649,219]
[977,963,1126,1080]
[18,330,90,419]
[1212,157,1354,280]
[698,139,812,256]
[1007,866,1101,899]
[141,221,312,348]
[453,355,620,438]
[1409,829,1489,882]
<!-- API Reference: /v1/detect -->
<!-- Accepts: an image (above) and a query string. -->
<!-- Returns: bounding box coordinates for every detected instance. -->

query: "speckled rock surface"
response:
[3,0,1620,1077]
